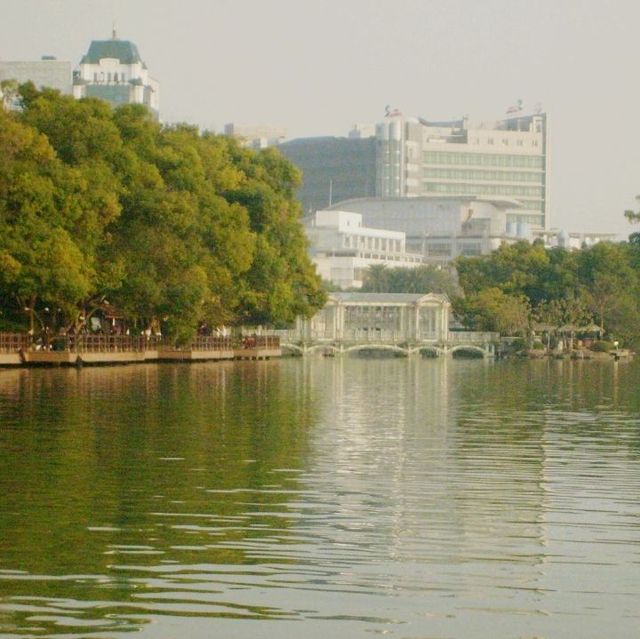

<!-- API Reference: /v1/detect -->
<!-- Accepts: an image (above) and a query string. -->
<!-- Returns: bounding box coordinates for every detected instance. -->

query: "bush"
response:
[589,340,614,352]
[510,337,527,352]
[531,341,546,350]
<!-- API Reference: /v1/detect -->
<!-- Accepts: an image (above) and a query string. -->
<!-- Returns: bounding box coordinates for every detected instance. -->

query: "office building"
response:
[281,107,549,229]
[279,136,377,214]
[73,32,159,119]
[376,111,549,228]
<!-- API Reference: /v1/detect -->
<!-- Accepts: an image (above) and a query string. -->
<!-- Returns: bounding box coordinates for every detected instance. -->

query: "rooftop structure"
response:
[73,32,159,119]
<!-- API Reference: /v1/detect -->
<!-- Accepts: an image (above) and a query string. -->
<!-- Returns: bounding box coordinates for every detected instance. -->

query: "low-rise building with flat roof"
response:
[305,209,424,289]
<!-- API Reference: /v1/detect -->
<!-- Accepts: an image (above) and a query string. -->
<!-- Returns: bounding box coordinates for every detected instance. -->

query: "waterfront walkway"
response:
[0,333,281,367]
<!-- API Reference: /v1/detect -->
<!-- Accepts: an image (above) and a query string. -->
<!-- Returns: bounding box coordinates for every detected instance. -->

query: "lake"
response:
[1,358,639,638]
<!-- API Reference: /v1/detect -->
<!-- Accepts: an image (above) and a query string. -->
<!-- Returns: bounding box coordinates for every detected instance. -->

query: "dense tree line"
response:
[360,264,460,297]
[454,239,640,346]
[0,83,325,341]
[359,236,640,347]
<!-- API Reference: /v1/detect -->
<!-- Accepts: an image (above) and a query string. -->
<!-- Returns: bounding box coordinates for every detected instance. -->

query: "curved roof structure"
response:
[81,40,144,66]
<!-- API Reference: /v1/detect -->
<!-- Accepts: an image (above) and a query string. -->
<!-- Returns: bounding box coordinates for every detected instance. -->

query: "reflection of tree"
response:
[0,362,320,631]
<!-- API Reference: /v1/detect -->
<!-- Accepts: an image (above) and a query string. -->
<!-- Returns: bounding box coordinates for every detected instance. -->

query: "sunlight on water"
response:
[1,359,640,638]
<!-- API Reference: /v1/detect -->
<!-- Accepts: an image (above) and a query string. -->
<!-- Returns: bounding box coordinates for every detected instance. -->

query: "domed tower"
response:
[73,30,159,119]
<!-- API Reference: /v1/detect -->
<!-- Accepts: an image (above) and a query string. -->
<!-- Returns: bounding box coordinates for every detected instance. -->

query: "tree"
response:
[361,264,459,296]
[453,288,531,336]
[1,85,326,340]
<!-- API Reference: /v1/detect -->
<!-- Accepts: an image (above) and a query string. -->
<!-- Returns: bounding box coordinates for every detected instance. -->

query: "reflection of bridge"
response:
[271,293,498,358]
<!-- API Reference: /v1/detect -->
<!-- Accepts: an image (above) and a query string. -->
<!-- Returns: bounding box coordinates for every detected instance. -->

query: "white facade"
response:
[376,111,548,229]
[305,210,424,289]
[329,196,530,263]
[307,292,451,343]
[73,35,159,118]
[329,196,614,263]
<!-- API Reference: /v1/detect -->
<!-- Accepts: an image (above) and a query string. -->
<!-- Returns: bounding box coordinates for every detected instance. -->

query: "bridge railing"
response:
[447,331,499,344]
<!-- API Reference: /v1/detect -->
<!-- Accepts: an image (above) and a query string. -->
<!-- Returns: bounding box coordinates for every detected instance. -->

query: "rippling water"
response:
[0,358,639,638]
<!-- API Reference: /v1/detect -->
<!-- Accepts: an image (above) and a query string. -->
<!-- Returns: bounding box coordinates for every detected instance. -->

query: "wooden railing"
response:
[0,333,31,353]
[50,334,166,353]
[0,332,279,354]
[188,336,233,351]
[237,335,280,349]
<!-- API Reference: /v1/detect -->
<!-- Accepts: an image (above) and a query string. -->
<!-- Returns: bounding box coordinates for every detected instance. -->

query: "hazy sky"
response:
[1,0,639,238]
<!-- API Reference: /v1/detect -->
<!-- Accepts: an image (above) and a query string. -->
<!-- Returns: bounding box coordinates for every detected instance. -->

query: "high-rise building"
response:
[0,57,72,94]
[376,111,549,228]
[73,32,159,119]
[278,136,377,214]
[281,108,549,229]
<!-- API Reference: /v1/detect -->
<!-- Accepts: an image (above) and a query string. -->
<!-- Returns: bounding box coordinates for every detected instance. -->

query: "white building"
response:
[328,196,614,264]
[0,57,72,94]
[73,32,159,119]
[305,210,424,289]
[306,292,451,343]
[328,196,528,263]
[376,110,548,229]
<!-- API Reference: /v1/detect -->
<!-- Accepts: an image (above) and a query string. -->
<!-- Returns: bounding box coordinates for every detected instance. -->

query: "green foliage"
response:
[361,264,459,297]
[452,287,531,335]
[590,340,614,352]
[0,86,325,341]
[455,235,640,347]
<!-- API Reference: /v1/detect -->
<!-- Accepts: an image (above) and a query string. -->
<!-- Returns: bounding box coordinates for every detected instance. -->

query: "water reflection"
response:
[1,359,639,638]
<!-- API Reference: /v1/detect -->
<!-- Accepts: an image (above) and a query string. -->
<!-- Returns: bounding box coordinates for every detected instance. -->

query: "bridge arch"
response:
[304,344,340,356]
[280,343,304,356]
[343,343,409,357]
[409,345,446,358]
[450,344,488,358]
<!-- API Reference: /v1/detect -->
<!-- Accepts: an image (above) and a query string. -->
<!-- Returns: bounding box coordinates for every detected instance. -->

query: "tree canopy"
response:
[454,239,640,345]
[0,84,325,338]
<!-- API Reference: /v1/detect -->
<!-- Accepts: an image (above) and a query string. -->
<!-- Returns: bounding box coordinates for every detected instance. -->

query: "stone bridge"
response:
[268,292,498,358]
[271,330,497,358]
